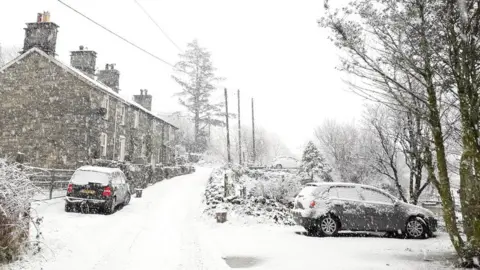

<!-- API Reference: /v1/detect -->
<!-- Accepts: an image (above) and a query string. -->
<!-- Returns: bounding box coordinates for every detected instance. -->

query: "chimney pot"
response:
[37,13,42,23]
[79,45,84,50]
[145,89,148,95]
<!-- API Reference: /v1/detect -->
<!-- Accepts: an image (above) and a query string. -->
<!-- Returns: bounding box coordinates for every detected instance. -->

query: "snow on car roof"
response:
[307,182,396,198]
[76,166,122,174]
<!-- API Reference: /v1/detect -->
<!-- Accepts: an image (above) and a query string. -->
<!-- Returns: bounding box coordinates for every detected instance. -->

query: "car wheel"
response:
[124,192,131,206]
[65,203,74,212]
[79,201,90,214]
[405,217,427,239]
[105,197,116,215]
[319,215,339,236]
[275,164,283,169]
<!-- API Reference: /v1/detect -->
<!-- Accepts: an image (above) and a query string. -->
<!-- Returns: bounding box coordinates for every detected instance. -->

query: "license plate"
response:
[80,189,95,195]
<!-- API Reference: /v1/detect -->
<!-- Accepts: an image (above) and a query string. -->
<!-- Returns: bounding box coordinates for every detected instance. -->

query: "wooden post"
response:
[225,88,231,164]
[251,98,256,164]
[49,170,55,200]
[224,173,228,197]
[237,89,242,165]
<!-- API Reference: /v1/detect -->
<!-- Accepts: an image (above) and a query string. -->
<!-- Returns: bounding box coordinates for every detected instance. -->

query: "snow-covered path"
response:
[11,167,229,270]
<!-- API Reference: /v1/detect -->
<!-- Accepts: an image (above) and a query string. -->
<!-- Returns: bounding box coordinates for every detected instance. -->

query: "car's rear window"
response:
[298,186,318,196]
[70,170,110,185]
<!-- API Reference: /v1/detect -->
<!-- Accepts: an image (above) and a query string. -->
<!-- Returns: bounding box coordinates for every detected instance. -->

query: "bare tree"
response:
[0,44,19,66]
[319,0,480,264]
[315,119,374,183]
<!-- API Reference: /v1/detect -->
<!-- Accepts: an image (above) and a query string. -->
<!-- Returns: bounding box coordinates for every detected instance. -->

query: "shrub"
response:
[0,160,38,264]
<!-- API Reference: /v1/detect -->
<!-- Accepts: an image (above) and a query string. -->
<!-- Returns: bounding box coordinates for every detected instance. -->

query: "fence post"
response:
[49,170,55,200]
[224,173,228,197]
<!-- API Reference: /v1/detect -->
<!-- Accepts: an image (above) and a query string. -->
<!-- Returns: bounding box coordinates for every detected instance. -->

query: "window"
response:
[120,106,126,125]
[133,111,139,128]
[141,135,146,157]
[102,95,109,119]
[361,188,394,204]
[328,186,362,201]
[100,132,107,156]
[119,136,126,161]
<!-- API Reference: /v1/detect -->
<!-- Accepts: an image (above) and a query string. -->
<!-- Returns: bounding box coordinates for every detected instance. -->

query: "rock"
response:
[266,207,273,212]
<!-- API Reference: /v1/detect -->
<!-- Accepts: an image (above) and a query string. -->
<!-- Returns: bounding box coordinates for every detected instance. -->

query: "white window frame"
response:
[134,111,139,128]
[120,105,126,125]
[100,132,108,156]
[102,95,109,119]
[119,135,126,161]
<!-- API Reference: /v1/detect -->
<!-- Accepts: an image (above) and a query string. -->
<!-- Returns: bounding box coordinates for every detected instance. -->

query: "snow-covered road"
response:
[206,224,458,270]
[10,167,229,270]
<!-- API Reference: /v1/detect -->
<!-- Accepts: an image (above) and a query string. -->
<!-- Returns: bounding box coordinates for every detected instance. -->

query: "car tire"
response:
[104,197,116,215]
[319,214,340,237]
[124,192,131,206]
[65,203,74,212]
[405,217,428,239]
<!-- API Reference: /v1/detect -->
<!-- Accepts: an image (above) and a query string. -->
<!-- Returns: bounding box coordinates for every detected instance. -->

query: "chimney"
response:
[133,89,152,111]
[22,12,59,56]
[70,45,97,78]
[97,63,120,92]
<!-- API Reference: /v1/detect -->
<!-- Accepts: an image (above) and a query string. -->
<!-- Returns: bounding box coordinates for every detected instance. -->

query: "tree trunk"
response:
[416,1,465,259]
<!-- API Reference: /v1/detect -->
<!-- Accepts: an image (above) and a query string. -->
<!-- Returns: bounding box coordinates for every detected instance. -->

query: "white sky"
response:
[1,0,364,156]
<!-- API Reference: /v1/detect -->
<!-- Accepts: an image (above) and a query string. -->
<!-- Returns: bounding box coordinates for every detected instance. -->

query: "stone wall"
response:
[0,51,175,169]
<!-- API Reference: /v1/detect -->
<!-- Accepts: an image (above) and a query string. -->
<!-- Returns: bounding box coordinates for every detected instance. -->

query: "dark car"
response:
[65,166,131,214]
[291,182,437,239]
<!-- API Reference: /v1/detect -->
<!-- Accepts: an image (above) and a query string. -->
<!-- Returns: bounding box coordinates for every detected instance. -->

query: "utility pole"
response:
[237,89,242,165]
[225,88,231,164]
[251,98,256,164]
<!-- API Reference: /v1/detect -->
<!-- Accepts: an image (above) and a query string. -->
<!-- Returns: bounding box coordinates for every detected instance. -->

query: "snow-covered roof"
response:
[75,166,122,174]
[0,47,177,129]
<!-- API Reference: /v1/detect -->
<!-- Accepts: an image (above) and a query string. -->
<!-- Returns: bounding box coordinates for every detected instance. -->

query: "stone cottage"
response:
[0,13,177,169]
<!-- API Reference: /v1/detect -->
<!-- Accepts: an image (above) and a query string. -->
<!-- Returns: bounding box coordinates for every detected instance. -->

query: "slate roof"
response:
[0,47,177,129]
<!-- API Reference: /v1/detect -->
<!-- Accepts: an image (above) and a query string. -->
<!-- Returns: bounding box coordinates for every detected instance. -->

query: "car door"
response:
[359,187,396,231]
[327,186,367,231]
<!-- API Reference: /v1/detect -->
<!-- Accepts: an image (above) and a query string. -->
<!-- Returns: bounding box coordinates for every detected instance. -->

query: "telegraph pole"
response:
[225,88,231,164]
[237,89,242,165]
[251,98,256,164]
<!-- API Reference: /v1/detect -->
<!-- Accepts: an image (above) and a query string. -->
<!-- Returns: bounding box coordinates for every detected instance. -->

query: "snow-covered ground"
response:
[8,167,229,270]
[6,166,460,270]
[202,222,459,270]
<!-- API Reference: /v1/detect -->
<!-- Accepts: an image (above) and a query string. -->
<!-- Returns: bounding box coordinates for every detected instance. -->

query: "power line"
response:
[57,0,174,67]
[134,0,182,52]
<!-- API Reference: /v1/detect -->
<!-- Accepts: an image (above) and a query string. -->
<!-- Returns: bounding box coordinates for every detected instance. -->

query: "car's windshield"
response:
[70,170,110,185]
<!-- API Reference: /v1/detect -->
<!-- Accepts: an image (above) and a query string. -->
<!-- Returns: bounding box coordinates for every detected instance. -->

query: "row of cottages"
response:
[0,13,177,169]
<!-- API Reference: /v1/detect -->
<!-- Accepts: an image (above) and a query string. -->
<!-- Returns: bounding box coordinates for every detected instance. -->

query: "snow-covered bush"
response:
[204,167,300,225]
[0,159,38,264]
[299,141,333,182]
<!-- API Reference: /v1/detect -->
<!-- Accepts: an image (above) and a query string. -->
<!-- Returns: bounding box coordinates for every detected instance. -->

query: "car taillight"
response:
[102,186,112,197]
[67,184,73,194]
[309,200,316,208]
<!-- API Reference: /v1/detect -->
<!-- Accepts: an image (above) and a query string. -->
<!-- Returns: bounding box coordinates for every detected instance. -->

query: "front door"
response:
[360,187,396,231]
[328,186,366,230]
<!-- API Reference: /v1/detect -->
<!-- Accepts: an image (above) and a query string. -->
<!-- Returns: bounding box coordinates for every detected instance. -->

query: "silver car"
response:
[291,182,437,239]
